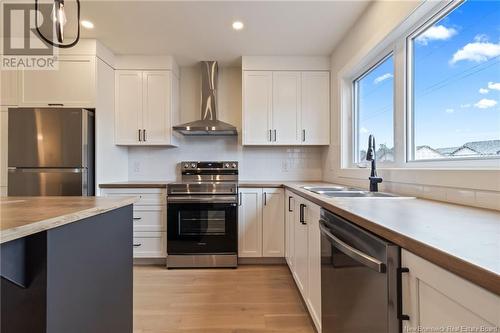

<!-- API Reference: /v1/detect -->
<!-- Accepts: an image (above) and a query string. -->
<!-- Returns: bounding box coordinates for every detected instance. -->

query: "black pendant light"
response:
[34,0,81,48]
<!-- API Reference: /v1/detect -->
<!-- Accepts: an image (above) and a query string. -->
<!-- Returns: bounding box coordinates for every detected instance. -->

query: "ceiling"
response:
[3,0,371,66]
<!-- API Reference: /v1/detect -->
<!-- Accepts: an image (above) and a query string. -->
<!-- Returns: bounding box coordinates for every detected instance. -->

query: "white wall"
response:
[128,66,324,181]
[323,0,500,211]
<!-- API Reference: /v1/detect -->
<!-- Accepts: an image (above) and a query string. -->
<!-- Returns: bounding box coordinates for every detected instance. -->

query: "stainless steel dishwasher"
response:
[320,208,407,333]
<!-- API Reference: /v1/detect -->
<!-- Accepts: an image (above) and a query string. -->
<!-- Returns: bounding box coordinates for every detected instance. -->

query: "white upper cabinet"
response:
[262,188,285,257]
[242,58,330,146]
[272,72,301,144]
[115,71,143,145]
[242,71,272,145]
[18,56,96,107]
[142,71,173,144]
[115,70,178,146]
[1,70,19,106]
[301,72,330,145]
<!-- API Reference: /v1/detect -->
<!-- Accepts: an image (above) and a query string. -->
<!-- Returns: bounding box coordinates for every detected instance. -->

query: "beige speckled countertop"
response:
[0,196,137,244]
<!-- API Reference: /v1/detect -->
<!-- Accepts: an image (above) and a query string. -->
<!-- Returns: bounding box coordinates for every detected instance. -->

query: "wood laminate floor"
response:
[133,265,316,333]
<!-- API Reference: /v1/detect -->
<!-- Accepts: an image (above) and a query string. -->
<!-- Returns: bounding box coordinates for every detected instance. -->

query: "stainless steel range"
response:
[167,161,239,268]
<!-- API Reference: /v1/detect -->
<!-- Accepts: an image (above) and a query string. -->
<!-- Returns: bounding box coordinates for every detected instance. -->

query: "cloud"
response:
[450,40,500,64]
[488,82,500,91]
[479,88,489,94]
[416,25,457,45]
[373,73,393,84]
[460,103,471,108]
[445,108,455,114]
[474,98,497,109]
[360,127,369,134]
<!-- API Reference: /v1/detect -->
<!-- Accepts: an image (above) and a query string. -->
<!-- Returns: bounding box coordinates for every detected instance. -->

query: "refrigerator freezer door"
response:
[8,108,87,167]
[8,168,88,196]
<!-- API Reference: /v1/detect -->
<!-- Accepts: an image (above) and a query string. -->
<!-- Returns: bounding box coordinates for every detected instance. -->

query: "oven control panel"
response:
[181,161,238,170]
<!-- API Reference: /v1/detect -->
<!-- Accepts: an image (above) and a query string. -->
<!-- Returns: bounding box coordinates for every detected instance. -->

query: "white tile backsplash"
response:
[445,189,476,206]
[474,191,500,211]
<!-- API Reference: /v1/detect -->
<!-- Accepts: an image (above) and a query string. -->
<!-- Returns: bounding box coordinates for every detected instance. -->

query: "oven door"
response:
[167,200,238,254]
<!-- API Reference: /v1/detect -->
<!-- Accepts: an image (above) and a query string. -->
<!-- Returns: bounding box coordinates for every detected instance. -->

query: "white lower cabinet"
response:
[238,187,285,258]
[402,250,500,331]
[100,188,166,258]
[288,194,322,332]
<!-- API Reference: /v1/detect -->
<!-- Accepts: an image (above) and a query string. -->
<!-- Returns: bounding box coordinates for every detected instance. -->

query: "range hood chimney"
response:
[173,61,238,136]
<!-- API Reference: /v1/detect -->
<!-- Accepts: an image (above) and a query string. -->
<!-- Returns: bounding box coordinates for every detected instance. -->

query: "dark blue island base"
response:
[1,205,133,333]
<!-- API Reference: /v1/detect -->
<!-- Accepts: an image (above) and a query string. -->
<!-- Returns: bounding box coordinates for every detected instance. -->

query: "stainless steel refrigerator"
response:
[8,108,95,196]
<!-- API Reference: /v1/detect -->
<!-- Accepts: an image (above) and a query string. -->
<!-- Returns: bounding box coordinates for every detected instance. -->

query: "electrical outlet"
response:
[133,161,141,173]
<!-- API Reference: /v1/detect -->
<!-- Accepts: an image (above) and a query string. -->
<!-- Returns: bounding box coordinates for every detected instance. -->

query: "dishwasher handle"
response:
[319,219,386,273]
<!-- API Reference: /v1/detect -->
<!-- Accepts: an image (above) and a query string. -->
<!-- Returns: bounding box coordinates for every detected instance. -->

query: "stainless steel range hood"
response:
[173,61,238,136]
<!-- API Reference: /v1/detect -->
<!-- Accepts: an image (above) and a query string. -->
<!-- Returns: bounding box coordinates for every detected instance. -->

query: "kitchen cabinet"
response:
[262,188,285,257]
[272,72,300,144]
[238,187,285,258]
[301,72,330,145]
[115,70,179,146]
[285,190,296,268]
[402,250,500,331]
[0,107,7,195]
[18,56,96,107]
[238,188,263,257]
[242,71,272,145]
[287,194,322,332]
[101,188,167,258]
[1,70,18,106]
[242,70,330,146]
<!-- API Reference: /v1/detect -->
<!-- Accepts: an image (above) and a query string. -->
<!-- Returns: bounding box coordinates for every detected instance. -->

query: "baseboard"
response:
[133,256,286,266]
[133,257,167,266]
[238,257,286,265]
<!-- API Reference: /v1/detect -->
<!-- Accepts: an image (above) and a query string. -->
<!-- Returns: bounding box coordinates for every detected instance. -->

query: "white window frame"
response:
[352,51,396,167]
[342,0,500,172]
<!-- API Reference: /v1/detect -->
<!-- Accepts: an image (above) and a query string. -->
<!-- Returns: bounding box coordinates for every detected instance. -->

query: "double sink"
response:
[302,186,402,198]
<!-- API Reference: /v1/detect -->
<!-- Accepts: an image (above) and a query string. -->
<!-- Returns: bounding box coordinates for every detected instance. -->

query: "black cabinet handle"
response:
[133,217,142,221]
[269,129,272,142]
[288,196,293,212]
[397,267,410,321]
[48,103,64,106]
[133,243,142,247]
[264,192,267,206]
[143,129,146,142]
[299,204,306,224]
[138,129,142,142]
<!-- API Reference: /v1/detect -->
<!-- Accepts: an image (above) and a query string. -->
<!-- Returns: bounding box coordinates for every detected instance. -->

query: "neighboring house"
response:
[416,145,443,160]
[416,140,500,159]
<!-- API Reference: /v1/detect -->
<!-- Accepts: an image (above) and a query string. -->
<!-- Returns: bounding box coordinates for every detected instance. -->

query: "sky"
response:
[357,0,500,159]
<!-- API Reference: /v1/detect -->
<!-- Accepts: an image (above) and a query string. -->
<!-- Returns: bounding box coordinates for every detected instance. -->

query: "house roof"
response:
[461,140,500,155]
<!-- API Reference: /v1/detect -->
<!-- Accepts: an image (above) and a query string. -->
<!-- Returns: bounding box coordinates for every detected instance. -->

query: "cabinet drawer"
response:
[133,232,166,258]
[101,189,165,205]
[133,207,165,232]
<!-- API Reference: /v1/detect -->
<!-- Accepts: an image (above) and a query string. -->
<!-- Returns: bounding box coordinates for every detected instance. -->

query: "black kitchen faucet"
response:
[366,135,383,192]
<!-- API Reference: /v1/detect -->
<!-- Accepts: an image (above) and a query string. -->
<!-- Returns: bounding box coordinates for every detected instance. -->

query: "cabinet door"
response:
[272,71,300,144]
[262,188,285,257]
[301,71,330,145]
[242,71,272,145]
[293,197,309,298]
[402,250,500,331]
[133,206,165,232]
[0,108,7,189]
[142,71,172,145]
[307,201,322,331]
[133,231,166,258]
[19,56,95,107]
[115,71,142,145]
[1,70,18,106]
[238,188,263,257]
[285,190,296,268]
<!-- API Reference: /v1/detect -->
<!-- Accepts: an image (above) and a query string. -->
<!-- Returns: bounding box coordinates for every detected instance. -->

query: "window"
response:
[354,55,395,163]
[409,0,500,161]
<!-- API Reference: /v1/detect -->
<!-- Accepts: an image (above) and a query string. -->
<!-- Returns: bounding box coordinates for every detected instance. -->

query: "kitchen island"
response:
[0,196,136,333]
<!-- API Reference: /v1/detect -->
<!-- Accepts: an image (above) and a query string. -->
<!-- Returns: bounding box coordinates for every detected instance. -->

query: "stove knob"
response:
[232,163,237,168]
[183,163,189,168]
[191,163,197,168]
[224,163,230,168]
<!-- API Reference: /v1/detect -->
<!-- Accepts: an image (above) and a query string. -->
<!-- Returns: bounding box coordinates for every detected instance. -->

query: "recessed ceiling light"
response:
[232,21,244,31]
[81,20,94,29]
